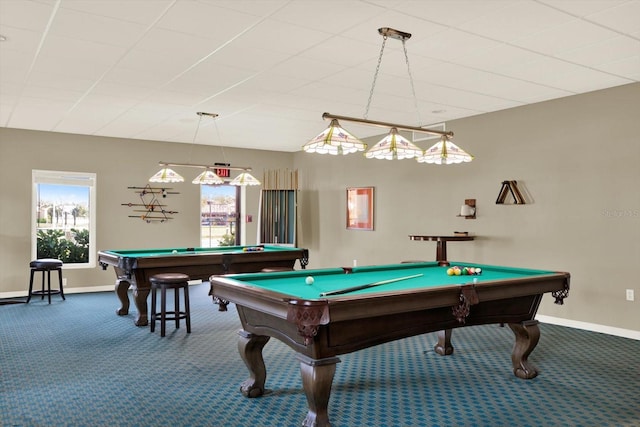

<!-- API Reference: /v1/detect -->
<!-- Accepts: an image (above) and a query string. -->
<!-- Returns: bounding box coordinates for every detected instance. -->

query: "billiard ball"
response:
[305,276,314,285]
[172,250,178,254]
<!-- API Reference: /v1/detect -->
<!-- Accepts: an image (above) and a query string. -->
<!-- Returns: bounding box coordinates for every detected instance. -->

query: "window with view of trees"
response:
[32,170,96,268]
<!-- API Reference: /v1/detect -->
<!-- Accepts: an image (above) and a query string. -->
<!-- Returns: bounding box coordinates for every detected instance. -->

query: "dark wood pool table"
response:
[209,261,570,427]
[98,245,308,326]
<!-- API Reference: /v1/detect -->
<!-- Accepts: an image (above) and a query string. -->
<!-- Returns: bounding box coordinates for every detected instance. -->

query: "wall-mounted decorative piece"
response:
[122,185,179,223]
[496,180,526,204]
[347,187,374,230]
[457,199,476,219]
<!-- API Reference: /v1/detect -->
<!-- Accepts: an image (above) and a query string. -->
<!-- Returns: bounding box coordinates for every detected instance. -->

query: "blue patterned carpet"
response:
[1,283,639,427]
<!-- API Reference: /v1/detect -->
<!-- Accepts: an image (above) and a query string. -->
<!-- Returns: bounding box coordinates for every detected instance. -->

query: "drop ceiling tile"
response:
[269,0,384,33]
[48,7,148,47]
[101,65,177,89]
[585,1,640,34]
[297,35,380,68]
[450,44,549,74]
[512,18,622,55]
[60,0,175,25]
[0,0,55,31]
[198,0,290,17]
[39,34,128,65]
[536,0,629,17]
[134,28,220,60]
[409,28,503,61]
[391,0,514,27]
[156,1,260,41]
[228,19,333,56]
[458,1,575,43]
[597,55,640,80]
[555,36,640,69]
[500,55,633,92]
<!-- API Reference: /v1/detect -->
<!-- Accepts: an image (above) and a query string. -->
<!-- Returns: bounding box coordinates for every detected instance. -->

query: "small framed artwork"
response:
[346,187,374,230]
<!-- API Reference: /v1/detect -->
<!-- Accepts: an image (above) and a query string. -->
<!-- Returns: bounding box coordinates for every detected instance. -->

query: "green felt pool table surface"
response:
[224,262,560,300]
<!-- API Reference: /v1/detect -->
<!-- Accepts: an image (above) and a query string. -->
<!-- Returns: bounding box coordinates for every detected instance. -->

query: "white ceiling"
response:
[1,0,639,152]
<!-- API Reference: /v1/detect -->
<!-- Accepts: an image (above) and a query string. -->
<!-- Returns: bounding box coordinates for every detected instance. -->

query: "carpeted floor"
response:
[1,283,639,427]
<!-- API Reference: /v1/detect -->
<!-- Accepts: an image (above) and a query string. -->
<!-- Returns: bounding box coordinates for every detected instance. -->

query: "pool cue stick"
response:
[320,273,423,297]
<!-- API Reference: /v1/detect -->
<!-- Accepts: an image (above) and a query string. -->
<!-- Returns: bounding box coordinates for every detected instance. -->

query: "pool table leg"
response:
[238,330,270,398]
[434,329,454,356]
[508,320,540,379]
[132,286,150,326]
[297,354,340,427]
[115,279,131,316]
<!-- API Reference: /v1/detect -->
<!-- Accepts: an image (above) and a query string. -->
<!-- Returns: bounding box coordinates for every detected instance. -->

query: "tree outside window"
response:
[32,170,96,268]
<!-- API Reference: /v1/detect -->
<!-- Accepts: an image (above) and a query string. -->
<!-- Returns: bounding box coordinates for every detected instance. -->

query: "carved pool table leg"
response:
[238,330,270,398]
[115,279,131,316]
[434,329,454,355]
[297,354,340,427]
[508,320,541,379]
[132,286,150,327]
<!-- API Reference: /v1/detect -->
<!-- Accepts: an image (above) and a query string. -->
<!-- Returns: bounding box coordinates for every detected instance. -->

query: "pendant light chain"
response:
[364,34,387,120]
[402,39,422,127]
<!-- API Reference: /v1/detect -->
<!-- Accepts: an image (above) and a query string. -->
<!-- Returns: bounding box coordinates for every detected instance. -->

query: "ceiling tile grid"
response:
[0,0,637,152]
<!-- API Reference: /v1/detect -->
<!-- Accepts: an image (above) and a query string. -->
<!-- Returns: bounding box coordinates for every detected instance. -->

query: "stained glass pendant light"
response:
[191,169,224,185]
[303,119,367,155]
[149,167,184,183]
[230,172,261,186]
[417,135,474,165]
[365,127,423,160]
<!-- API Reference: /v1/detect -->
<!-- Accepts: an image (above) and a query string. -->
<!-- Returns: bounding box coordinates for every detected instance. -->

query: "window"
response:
[200,184,241,247]
[32,170,96,268]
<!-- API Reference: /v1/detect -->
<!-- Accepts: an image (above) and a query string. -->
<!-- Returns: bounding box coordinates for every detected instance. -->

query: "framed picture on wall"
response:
[346,187,374,230]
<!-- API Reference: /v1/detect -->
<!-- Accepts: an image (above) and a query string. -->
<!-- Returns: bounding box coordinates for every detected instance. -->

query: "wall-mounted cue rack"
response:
[123,185,179,223]
[496,180,526,204]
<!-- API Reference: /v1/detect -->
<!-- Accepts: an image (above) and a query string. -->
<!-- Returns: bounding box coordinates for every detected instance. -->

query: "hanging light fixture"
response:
[192,169,224,185]
[417,135,474,165]
[364,127,423,160]
[305,27,472,164]
[230,172,261,186]
[152,112,261,186]
[149,167,184,183]
[302,119,367,155]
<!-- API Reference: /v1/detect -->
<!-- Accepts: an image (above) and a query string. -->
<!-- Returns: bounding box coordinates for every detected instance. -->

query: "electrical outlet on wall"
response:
[626,289,634,301]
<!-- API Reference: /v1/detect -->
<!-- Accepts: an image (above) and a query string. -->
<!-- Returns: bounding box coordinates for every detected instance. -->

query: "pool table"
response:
[98,245,308,326]
[209,261,570,427]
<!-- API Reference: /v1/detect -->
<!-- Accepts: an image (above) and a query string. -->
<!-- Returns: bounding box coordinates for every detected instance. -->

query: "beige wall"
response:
[1,83,638,334]
[293,83,639,332]
[0,129,293,292]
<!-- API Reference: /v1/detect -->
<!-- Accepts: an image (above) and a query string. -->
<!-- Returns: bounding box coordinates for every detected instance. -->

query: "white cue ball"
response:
[172,250,178,254]
[305,276,314,285]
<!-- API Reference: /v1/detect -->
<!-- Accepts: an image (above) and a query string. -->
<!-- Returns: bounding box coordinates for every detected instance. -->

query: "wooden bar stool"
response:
[150,273,191,337]
[27,259,64,304]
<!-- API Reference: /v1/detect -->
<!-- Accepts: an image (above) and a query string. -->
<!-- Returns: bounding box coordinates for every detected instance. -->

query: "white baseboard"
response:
[0,280,204,299]
[536,315,639,340]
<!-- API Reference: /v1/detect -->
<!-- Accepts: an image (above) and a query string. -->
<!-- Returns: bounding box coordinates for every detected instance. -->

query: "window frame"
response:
[32,169,97,269]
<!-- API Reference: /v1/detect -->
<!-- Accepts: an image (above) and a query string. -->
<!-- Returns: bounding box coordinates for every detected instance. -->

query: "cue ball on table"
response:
[305,276,314,285]
[172,250,178,254]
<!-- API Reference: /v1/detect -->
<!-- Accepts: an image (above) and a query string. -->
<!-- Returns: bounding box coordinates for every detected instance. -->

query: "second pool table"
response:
[209,261,570,427]
[98,245,308,326]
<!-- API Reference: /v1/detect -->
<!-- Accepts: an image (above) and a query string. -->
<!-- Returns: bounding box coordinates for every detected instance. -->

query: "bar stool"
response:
[27,258,64,304]
[150,273,191,337]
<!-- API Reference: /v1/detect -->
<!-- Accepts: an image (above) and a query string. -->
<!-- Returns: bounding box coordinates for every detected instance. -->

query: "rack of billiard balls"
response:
[446,266,482,276]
